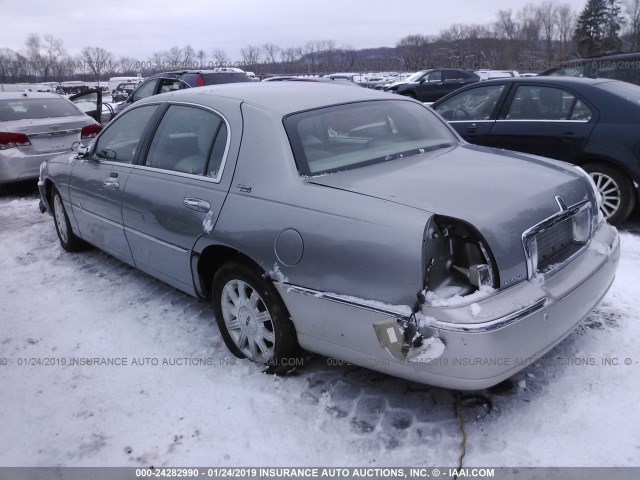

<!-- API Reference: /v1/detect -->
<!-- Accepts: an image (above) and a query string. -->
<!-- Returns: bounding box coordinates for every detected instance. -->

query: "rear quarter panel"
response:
[209,103,433,306]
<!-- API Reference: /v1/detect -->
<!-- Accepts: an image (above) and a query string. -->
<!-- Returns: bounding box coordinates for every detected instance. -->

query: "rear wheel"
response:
[583,163,635,225]
[51,188,85,252]
[212,261,300,366]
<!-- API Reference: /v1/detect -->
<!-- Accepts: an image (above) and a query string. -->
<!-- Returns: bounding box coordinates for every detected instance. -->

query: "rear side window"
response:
[444,70,472,80]
[145,105,227,177]
[94,105,158,163]
[506,86,591,121]
[0,98,82,121]
[158,78,189,94]
[202,73,252,85]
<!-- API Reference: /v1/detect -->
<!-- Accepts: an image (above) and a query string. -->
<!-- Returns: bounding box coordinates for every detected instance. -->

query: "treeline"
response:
[1,0,639,83]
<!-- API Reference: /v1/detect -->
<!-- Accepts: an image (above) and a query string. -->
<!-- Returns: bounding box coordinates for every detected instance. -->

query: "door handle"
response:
[561,132,582,141]
[183,197,211,213]
[103,179,120,190]
[465,123,479,136]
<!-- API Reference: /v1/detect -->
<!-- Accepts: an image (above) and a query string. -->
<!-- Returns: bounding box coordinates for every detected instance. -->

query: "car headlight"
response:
[575,166,604,228]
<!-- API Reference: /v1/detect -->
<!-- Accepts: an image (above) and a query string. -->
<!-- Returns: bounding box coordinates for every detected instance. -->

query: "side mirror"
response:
[419,78,426,84]
[77,144,89,157]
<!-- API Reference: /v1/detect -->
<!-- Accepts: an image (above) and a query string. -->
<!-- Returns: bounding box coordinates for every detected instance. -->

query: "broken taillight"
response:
[81,123,102,139]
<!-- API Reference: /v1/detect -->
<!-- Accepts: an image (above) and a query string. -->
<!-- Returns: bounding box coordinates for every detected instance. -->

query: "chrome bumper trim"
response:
[282,283,548,334]
[282,284,412,318]
[431,297,547,333]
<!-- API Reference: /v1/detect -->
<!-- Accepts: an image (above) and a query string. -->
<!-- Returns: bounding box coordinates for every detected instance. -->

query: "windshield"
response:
[284,100,458,176]
[0,98,82,121]
[406,70,428,82]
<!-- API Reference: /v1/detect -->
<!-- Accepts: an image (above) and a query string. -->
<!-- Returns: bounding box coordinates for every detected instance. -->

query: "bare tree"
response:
[118,56,138,75]
[538,1,559,59]
[183,45,196,67]
[211,48,229,67]
[197,49,206,68]
[396,34,431,70]
[262,43,281,65]
[624,0,640,49]
[240,45,261,67]
[164,46,183,67]
[495,9,519,40]
[82,46,116,82]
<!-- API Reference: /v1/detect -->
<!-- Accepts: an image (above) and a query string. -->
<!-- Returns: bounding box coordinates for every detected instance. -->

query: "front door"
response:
[433,83,508,147]
[69,104,160,264]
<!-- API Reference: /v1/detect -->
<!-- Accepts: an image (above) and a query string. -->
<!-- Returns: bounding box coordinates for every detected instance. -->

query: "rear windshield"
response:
[284,100,458,176]
[202,73,252,85]
[0,98,82,121]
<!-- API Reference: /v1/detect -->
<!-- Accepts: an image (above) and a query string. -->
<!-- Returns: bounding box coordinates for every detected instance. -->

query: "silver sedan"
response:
[0,91,101,184]
[38,83,620,389]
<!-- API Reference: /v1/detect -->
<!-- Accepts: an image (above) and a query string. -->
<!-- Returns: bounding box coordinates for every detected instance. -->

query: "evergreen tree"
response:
[575,0,624,56]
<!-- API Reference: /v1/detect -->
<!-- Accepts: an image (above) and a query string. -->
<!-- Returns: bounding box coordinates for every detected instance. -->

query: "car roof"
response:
[463,76,619,88]
[141,82,403,115]
[0,92,64,100]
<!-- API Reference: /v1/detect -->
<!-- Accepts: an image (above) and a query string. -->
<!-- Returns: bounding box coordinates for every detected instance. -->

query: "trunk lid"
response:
[3,116,91,154]
[308,144,592,288]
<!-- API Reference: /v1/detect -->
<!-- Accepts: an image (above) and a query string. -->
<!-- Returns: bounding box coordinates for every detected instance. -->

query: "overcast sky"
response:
[1,0,588,61]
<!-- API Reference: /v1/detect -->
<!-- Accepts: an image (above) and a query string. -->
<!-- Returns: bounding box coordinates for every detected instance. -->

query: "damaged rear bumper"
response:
[275,222,620,390]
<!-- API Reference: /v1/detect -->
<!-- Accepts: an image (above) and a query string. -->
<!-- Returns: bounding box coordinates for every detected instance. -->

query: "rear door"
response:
[489,84,597,161]
[122,103,231,294]
[69,104,160,264]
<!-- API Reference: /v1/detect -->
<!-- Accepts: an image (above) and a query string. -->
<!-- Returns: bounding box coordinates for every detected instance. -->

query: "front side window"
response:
[133,80,158,102]
[506,86,587,121]
[93,105,158,163]
[435,85,506,121]
[284,100,458,176]
[425,71,442,83]
[145,105,226,176]
[406,70,428,83]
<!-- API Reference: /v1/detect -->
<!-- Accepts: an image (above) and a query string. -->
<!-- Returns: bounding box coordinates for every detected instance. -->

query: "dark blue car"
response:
[432,76,640,224]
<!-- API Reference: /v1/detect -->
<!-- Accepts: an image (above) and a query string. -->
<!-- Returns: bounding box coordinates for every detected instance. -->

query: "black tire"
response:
[583,162,636,225]
[51,187,86,252]
[212,261,300,367]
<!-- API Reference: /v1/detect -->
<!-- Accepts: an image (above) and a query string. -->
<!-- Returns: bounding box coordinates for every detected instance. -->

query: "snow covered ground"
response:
[0,184,639,468]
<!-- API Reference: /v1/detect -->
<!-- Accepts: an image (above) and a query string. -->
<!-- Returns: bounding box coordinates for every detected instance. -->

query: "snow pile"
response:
[269,263,288,284]
[1,194,639,468]
[424,285,495,307]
